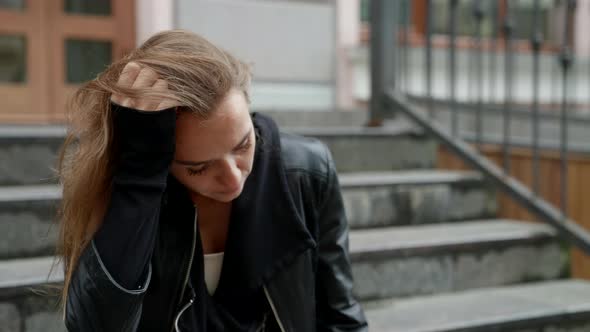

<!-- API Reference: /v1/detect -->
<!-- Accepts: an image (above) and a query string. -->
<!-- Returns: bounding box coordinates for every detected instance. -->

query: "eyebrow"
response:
[173,128,252,167]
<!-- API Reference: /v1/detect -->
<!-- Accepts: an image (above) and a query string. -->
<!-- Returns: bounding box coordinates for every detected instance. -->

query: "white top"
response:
[203,252,224,295]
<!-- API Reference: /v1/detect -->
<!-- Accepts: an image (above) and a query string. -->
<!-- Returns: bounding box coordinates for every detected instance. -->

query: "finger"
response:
[152,78,168,92]
[153,80,180,110]
[111,63,141,107]
[110,94,125,105]
[131,67,158,89]
[142,79,169,110]
[110,92,135,108]
[117,62,141,88]
[158,99,178,111]
[111,95,136,108]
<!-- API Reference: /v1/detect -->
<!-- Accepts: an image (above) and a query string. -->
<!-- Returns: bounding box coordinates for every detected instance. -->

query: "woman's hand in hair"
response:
[111,62,178,112]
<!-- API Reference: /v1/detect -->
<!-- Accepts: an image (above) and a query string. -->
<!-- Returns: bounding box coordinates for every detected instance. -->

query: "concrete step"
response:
[0,169,493,259]
[259,109,368,127]
[0,125,65,186]
[350,220,567,301]
[285,122,436,172]
[0,255,584,332]
[364,279,590,332]
[1,119,434,186]
[0,185,60,259]
[0,256,64,332]
[340,170,496,228]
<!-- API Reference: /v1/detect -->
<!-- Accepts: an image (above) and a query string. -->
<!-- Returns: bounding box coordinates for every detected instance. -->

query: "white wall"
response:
[175,0,337,110]
[574,0,590,57]
[134,0,364,110]
[335,0,360,109]
[136,0,174,46]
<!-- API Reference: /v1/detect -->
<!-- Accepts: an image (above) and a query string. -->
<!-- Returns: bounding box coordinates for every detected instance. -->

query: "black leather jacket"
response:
[64,110,368,332]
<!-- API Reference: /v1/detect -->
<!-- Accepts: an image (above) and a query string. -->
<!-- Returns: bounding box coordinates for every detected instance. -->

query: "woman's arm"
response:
[93,102,176,289]
[315,145,369,332]
[65,100,177,331]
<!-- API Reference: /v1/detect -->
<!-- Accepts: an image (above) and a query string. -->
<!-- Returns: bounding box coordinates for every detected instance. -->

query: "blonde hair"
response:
[53,29,252,313]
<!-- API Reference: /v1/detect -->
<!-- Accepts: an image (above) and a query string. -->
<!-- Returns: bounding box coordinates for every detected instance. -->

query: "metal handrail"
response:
[385,89,590,255]
[369,0,590,255]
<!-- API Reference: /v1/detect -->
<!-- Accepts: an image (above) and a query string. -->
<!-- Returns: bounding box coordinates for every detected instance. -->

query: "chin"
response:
[213,196,235,203]
[207,187,243,203]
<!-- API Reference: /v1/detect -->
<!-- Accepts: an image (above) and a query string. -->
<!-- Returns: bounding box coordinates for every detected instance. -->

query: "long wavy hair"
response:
[52,29,252,314]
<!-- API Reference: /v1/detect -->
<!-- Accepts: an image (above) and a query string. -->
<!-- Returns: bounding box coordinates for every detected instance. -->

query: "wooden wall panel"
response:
[438,145,590,279]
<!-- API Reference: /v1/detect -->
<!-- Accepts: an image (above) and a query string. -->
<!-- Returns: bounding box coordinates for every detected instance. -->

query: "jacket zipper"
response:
[173,297,194,331]
[263,285,287,332]
[170,206,198,332]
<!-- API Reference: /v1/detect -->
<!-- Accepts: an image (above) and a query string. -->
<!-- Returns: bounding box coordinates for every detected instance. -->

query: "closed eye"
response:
[183,129,253,177]
[235,138,252,152]
[187,166,208,176]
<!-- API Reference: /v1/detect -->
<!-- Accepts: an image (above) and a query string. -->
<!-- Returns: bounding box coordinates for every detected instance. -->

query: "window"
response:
[0,34,26,83]
[65,39,112,83]
[64,0,111,16]
[0,0,24,11]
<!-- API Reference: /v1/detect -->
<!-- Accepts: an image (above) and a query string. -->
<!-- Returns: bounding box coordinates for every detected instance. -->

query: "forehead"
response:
[174,91,251,155]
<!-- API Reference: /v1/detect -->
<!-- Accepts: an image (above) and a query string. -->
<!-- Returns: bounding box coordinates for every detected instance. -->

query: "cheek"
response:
[238,154,254,175]
[186,177,218,196]
[189,175,215,190]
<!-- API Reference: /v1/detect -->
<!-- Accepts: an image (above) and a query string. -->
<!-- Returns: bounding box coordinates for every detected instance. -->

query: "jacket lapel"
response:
[212,113,316,306]
[153,113,316,330]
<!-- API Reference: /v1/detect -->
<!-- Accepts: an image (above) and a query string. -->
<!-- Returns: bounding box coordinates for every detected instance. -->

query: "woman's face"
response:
[169,89,256,203]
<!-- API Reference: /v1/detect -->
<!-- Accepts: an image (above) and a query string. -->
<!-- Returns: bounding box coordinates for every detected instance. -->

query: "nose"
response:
[217,157,241,192]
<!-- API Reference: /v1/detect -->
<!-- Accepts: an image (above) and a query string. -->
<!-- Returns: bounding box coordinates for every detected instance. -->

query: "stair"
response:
[258,109,368,128]
[0,125,65,186]
[0,257,63,332]
[350,220,566,300]
[340,170,496,228]
[286,118,590,331]
[1,110,590,332]
[365,279,590,332]
[285,124,436,172]
[0,170,495,259]
[0,185,60,259]
[0,122,435,186]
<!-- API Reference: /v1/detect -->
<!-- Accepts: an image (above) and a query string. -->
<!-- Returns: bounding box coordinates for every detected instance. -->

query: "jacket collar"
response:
[163,112,316,300]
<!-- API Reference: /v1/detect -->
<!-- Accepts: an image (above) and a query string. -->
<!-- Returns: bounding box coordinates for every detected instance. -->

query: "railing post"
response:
[449,0,459,137]
[559,0,576,216]
[490,1,500,104]
[425,0,433,118]
[502,0,514,173]
[369,0,398,126]
[531,0,542,195]
[473,0,485,150]
[401,0,411,93]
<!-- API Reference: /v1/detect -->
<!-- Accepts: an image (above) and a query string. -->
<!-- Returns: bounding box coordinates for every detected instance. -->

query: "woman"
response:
[56,29,368,331]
